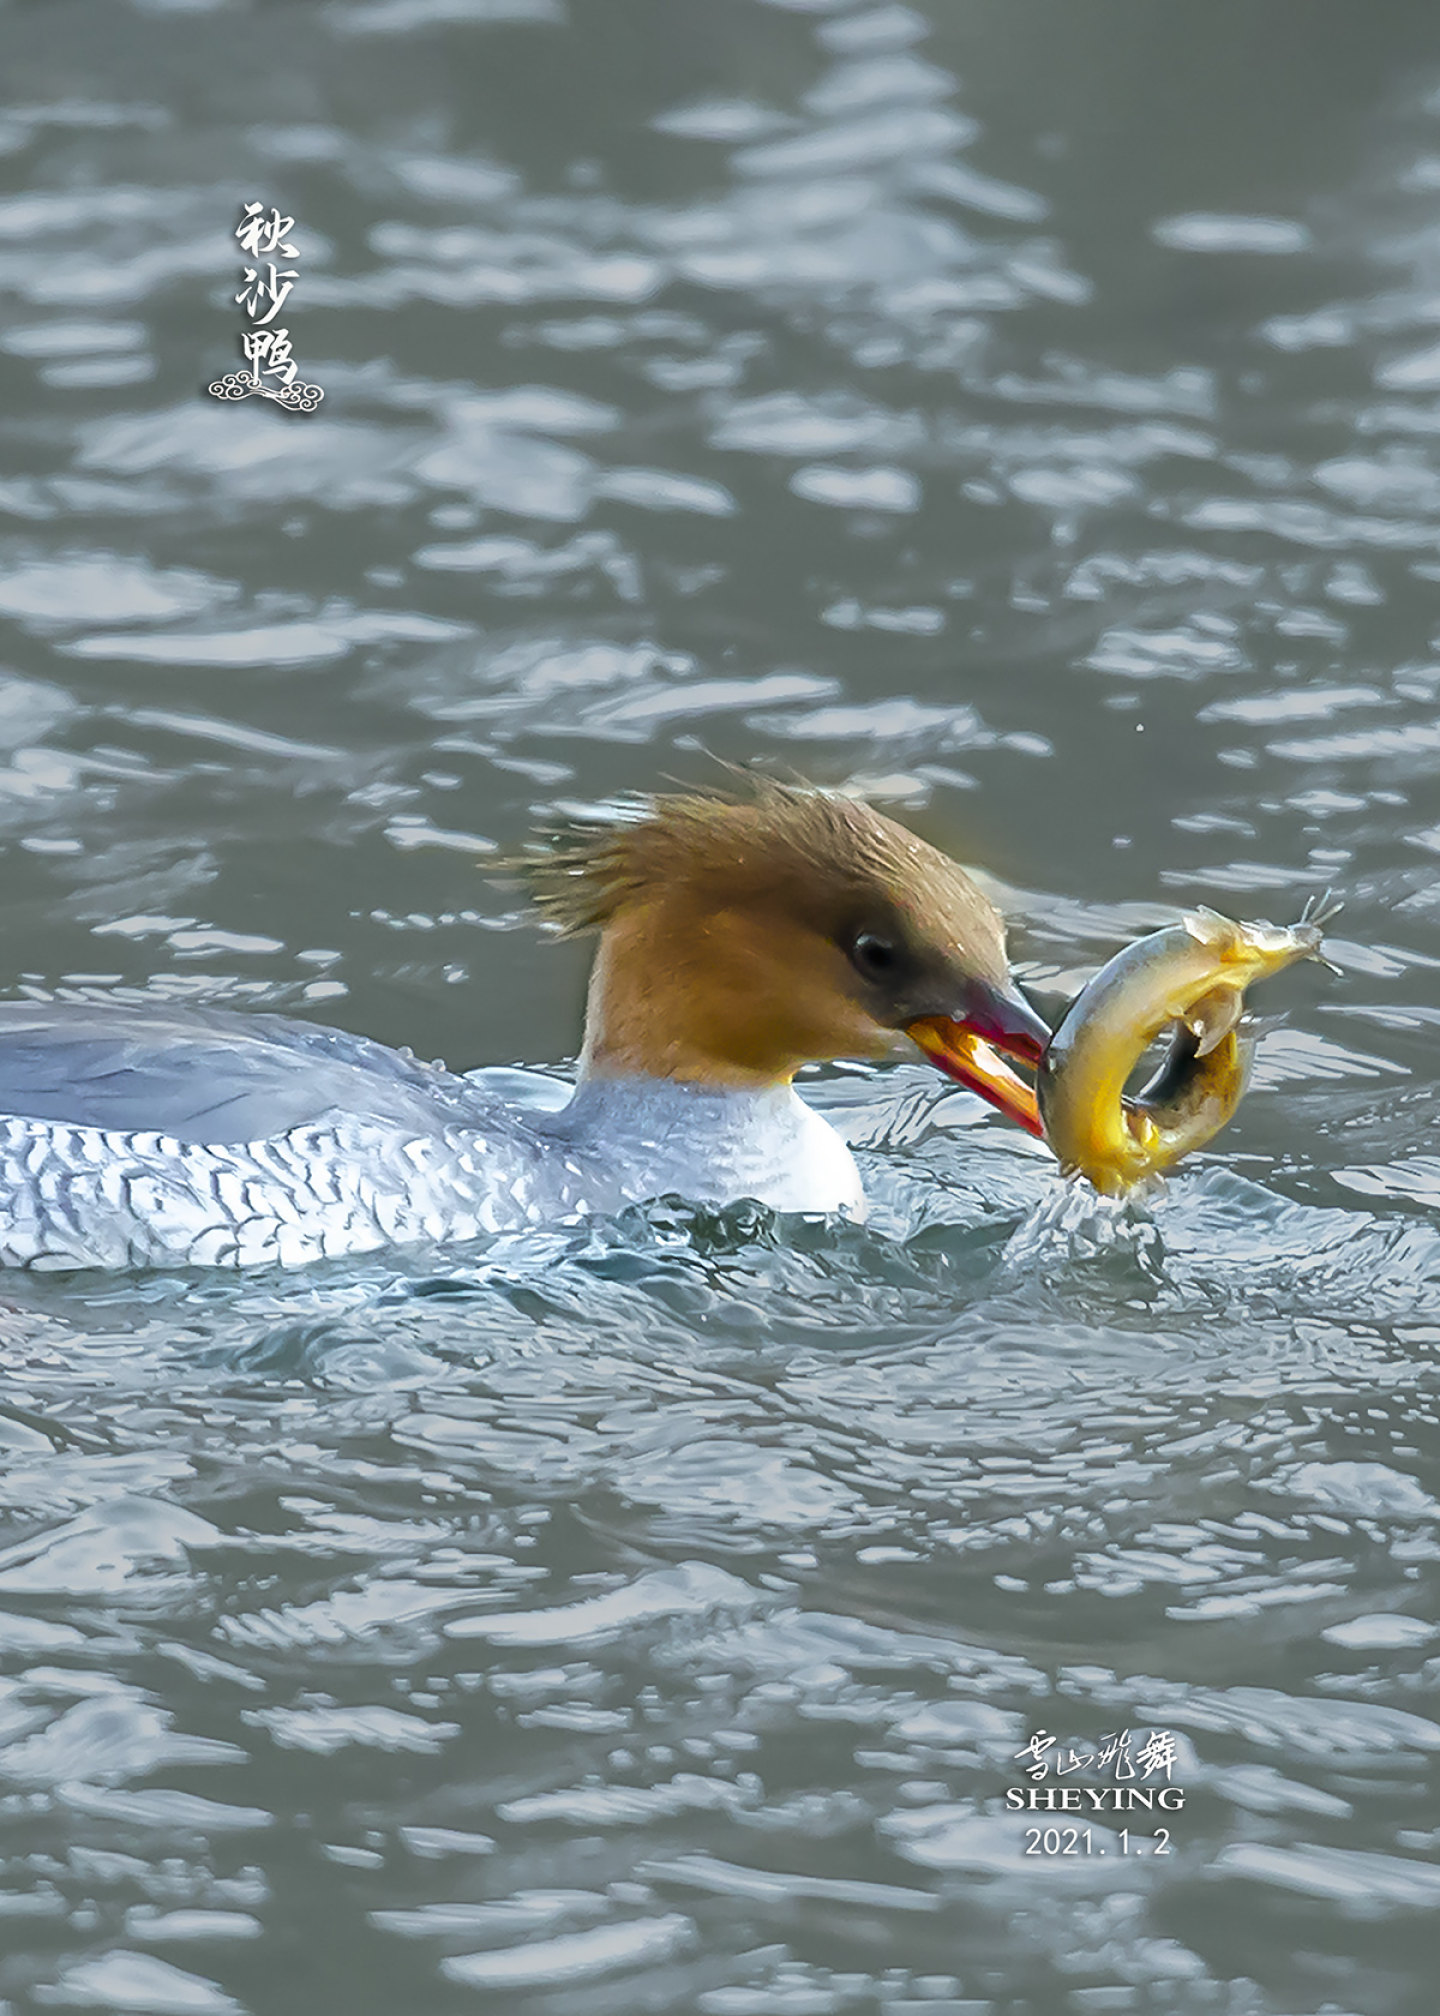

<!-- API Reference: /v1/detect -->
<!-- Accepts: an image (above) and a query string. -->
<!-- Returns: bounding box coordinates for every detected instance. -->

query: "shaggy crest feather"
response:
[520,780,959,938]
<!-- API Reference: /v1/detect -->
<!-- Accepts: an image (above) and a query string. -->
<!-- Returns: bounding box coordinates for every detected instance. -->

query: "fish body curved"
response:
[1037,907,1332,1195]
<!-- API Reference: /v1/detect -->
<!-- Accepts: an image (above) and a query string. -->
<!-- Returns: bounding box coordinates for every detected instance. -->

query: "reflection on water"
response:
[2,1,1440,2011]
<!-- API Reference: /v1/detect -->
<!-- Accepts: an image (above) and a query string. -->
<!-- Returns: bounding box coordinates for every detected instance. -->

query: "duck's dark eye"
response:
[850,932,898,981]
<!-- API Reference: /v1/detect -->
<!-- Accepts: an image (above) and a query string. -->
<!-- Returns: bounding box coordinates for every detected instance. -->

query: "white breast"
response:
[537,1077,866,1219]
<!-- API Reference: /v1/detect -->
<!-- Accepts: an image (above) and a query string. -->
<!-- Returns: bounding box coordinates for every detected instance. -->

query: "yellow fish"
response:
[1035,898,1339,1196]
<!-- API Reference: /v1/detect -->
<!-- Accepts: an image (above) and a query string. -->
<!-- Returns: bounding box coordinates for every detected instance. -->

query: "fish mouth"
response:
[907,982,1048,1137]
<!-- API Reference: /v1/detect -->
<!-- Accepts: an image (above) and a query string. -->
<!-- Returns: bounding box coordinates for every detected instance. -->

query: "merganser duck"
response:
[0,783,1048,1269]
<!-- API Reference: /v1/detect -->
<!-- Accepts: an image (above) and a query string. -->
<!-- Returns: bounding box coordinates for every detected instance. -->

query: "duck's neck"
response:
[547,1073,866,1219]
[577,909,774,1086]
[563,909,866,1215]
[578,905,883,1088]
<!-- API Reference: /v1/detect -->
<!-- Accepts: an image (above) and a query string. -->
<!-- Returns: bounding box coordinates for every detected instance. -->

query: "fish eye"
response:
[849,932,898,981]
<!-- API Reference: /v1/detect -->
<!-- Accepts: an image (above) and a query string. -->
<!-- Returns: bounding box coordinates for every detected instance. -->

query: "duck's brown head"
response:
[522,782,1047,1130]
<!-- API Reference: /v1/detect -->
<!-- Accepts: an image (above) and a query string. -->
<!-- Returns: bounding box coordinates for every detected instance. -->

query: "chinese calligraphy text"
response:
[208,202,324,415]
[1006,1727,1185,1813]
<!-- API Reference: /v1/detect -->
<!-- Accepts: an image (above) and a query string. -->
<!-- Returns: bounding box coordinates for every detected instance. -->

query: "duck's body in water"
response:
[0,783,1048,1269]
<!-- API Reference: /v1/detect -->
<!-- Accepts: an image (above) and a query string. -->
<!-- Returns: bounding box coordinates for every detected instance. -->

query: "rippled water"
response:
[2,2,1440,2011]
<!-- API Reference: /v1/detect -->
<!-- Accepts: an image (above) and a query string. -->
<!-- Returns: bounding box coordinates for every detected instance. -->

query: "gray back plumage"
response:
[0,1003,486,1144]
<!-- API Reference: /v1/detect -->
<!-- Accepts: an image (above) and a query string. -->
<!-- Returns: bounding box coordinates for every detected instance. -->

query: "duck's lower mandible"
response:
[1033,895,1341,1197]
